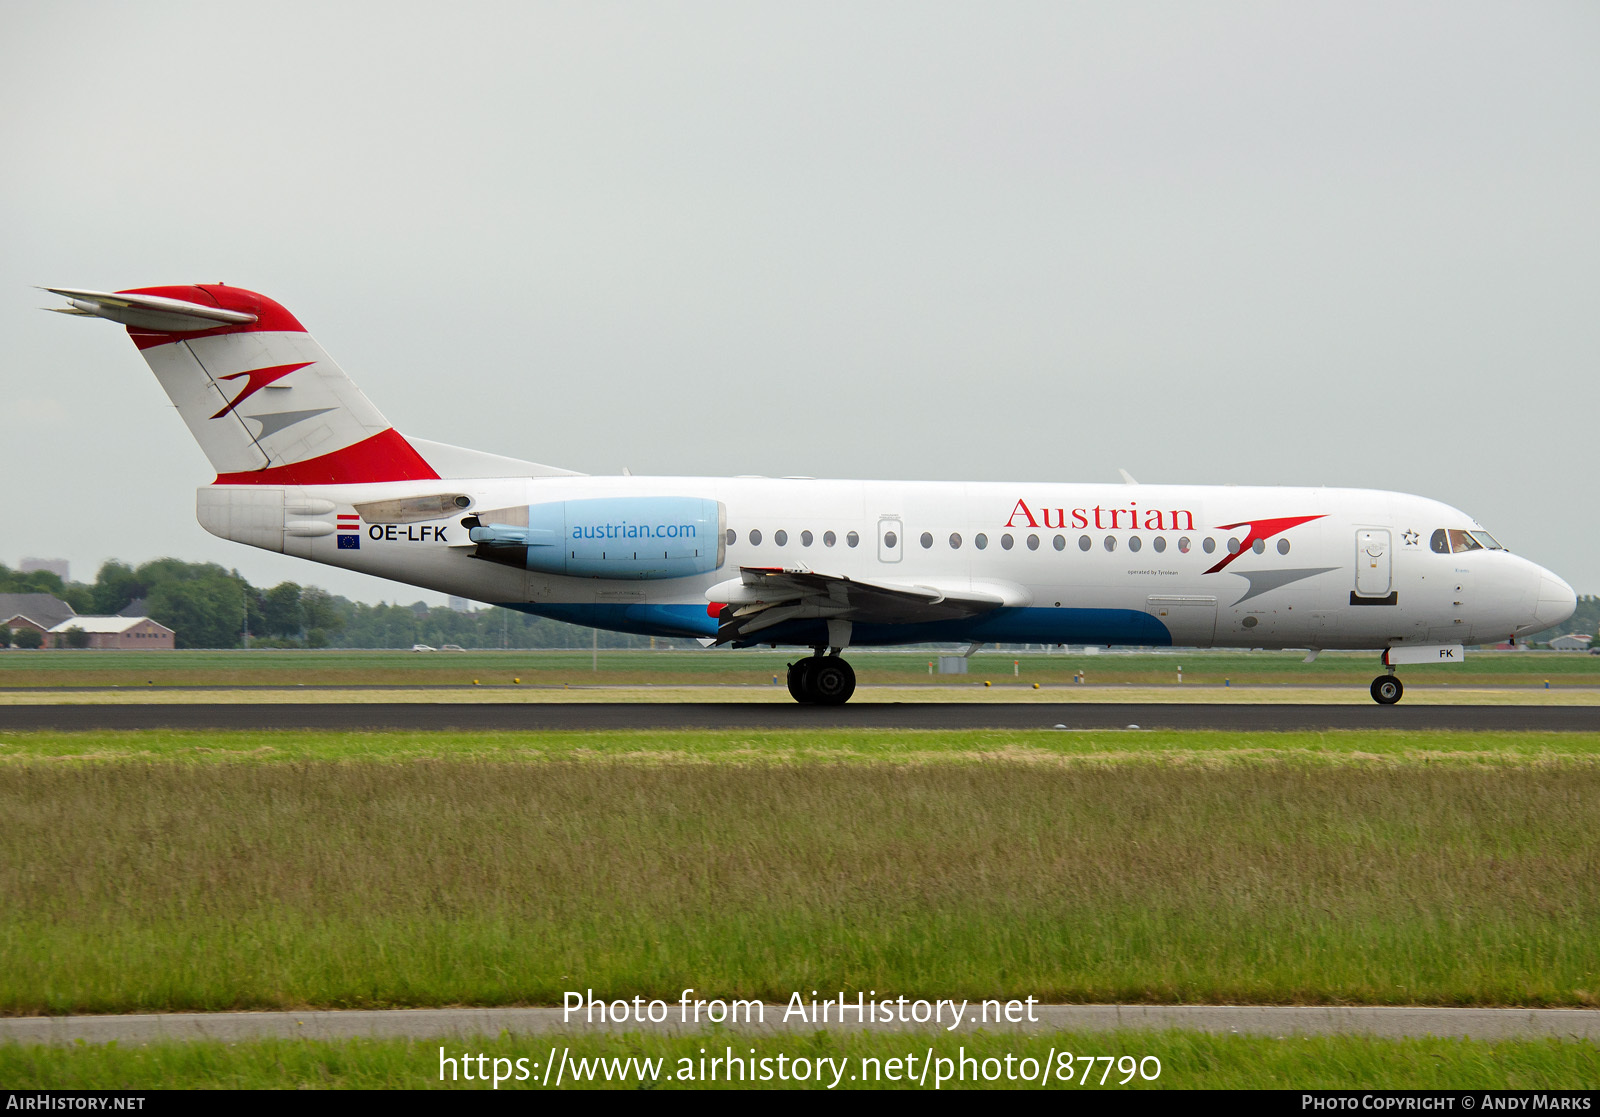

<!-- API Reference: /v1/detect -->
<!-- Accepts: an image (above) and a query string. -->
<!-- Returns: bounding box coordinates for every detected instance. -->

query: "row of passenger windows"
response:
[730,528,861,548]
[727,527,1291,556]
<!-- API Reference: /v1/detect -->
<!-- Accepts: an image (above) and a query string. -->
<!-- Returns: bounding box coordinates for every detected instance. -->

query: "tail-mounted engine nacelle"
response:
[465,496,725,580]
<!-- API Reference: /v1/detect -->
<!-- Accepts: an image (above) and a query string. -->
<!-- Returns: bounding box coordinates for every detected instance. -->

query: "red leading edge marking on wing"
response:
[210,362,314,419]
[1203,514,1327,575]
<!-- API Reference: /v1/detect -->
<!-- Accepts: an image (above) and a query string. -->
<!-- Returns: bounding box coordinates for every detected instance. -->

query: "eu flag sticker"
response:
[337,534,360,549]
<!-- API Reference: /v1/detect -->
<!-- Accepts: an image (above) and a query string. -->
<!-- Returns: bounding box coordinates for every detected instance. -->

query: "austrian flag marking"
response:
[337,513,361,550]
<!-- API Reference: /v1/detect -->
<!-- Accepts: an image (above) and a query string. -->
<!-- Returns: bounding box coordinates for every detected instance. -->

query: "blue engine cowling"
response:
[468,496,725,579]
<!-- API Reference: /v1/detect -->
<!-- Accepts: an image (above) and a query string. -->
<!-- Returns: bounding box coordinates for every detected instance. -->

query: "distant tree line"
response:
[1559,595,1600,643]
[4,560,1596,650]
[0,560,654,650]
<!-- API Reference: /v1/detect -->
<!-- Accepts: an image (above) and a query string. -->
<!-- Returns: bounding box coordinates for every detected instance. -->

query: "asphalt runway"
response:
[2,702,1598,731]
[6,1005,1598,1045]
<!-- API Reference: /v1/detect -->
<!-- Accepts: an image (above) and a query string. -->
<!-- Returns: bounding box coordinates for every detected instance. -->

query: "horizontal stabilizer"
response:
[40,287,258,332]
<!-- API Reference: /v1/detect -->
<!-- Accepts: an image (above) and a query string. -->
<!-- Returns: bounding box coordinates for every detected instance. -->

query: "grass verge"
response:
[3,727,1600,766]
[2,1031,1594,1089]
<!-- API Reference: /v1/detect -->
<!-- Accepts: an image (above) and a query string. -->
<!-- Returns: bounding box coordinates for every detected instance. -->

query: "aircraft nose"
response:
[1531,570,1577,633]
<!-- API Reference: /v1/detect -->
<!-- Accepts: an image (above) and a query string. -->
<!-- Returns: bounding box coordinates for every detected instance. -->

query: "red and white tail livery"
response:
[48,285,441,485]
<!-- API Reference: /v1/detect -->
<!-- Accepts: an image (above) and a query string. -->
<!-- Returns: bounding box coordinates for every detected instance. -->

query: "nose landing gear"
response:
[786,651,857,706]
[1370,643,1467,704]
[1369,674,1404,705]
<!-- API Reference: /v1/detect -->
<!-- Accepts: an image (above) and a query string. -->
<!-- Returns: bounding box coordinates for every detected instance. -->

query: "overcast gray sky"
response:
[3,1,1597,603]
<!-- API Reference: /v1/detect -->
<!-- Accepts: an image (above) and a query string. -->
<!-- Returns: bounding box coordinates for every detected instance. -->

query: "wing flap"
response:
[705,567,1023,645]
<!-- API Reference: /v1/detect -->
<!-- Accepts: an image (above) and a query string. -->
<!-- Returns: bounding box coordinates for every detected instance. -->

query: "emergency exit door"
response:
[878,517,903,563]
[1355,529,1391,597]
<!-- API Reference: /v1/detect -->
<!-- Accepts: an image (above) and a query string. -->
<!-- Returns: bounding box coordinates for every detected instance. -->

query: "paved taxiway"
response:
[5,1005,1597,1044]
[2,702,1598,730]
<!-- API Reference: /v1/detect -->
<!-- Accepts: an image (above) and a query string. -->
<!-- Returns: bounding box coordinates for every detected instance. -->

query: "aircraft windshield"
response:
[1430,528,1504,554]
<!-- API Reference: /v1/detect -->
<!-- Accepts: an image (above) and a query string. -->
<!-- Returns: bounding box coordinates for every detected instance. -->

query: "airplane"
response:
[44,283,1578,705]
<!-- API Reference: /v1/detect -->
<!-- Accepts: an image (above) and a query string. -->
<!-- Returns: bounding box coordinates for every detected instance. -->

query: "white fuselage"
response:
[200,475,1574,650]
[49,283,1576,670]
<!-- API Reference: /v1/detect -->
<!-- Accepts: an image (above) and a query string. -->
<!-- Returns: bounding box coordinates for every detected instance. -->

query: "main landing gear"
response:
[1369,673,1404,705]
[787,652,856,706]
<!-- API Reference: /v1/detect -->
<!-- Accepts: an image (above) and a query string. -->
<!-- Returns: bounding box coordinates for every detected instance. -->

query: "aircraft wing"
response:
[703,566,1026,644]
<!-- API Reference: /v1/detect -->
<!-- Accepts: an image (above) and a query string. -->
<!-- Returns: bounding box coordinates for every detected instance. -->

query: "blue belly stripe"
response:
[503,603,1173,647]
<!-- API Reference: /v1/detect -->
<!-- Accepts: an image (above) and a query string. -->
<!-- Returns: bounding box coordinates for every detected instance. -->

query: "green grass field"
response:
[3,647,1599,689]
[3,729,1597,1016]
[3,726,1599,766]
[2,1031,1593,1090]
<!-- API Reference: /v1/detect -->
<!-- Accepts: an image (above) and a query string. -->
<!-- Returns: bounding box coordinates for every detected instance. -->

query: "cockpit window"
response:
[1432,527,1505,554]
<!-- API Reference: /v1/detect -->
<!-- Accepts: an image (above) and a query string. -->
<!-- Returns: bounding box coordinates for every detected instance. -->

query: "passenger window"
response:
[847,531,860,548]
[1104,536,1117,552]
[824,530,837,547]
[1001,534,1014,550]
[775,530,788,546]
[1129,536,1141,552]
[749,529,762,545]
[920,532,933,549]
[1252,539,1264,554]
[949,533,962,549]
[884,531,898,548]
[1202,538,1215,554]
[1277,539,1290,555]
[726,528,736,546]
[975,533,988,550]
[1027,534,1039,550]
[801,530,813,547]
[1227,537,1241,554]
[1152,537,1166,553]
[1430,529,1450,554]
[1178,537,1190,553]
[1053,535,1065,551]
[1079,535,1091,551]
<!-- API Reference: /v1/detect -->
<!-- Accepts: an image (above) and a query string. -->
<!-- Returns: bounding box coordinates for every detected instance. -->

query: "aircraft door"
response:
[878,516,903,563]
[1355,530,1391,598]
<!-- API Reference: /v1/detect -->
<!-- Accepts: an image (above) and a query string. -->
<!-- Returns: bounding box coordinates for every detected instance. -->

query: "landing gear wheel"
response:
[786,660,817,704]
[809,658,856,706]
[1370,675,1404,705]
